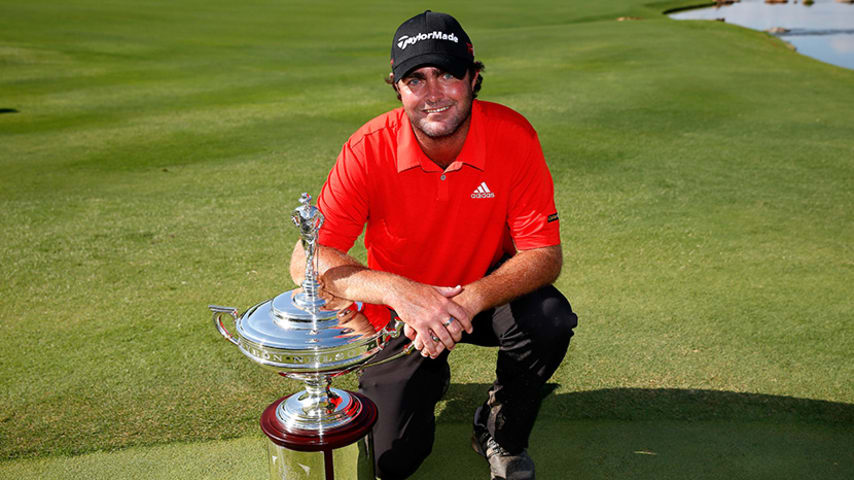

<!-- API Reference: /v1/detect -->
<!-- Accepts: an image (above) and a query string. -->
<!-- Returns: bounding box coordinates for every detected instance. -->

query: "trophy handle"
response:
[361,317,415,370]
[209,305,240,346]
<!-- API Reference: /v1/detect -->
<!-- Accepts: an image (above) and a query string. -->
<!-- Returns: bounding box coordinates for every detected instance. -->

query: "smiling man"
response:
[289,11,578,480]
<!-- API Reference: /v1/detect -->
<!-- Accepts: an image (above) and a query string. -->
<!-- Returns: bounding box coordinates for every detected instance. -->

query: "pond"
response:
[669,0,854,70]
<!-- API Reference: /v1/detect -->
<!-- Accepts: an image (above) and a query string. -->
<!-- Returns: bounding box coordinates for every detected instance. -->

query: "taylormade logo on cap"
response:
[396,31,459,50]
[390,11,473,82]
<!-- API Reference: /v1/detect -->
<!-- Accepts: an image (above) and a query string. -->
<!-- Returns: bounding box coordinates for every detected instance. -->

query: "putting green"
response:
[1,0,852,477]
[1,420,851,479]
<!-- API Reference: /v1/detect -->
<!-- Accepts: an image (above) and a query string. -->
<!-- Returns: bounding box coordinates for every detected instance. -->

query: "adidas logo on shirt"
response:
[471,182,495,199]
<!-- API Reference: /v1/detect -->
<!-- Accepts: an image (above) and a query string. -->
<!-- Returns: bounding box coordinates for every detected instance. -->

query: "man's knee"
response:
[541,289,578,344]
[519,285,578,347]
[375,434,433,479]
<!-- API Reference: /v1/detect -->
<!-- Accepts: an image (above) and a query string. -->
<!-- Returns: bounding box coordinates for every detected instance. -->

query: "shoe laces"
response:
[485,434,512,457]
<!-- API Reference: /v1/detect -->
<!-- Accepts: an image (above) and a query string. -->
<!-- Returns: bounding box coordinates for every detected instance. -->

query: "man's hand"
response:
[389,282,473,358]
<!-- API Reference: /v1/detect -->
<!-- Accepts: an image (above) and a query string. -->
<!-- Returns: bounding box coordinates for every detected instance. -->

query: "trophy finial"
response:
[291,193,325,310]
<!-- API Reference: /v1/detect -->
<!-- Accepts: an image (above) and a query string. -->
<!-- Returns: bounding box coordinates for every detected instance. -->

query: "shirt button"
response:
[440,174,446,181]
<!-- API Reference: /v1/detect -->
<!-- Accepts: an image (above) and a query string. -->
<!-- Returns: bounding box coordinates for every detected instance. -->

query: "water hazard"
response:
[669,0,854,70]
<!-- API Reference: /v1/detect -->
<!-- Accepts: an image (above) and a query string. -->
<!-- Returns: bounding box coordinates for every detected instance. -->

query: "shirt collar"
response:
[396,100,486,173]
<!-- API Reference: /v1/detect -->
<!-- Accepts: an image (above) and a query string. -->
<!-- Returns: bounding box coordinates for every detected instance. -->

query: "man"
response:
[289,10,577,480]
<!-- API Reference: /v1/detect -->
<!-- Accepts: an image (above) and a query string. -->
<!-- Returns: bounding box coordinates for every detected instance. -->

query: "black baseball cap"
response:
[390,10,474,82]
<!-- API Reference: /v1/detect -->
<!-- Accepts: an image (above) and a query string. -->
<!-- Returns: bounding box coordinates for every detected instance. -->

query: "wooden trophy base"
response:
[260,392,378,479]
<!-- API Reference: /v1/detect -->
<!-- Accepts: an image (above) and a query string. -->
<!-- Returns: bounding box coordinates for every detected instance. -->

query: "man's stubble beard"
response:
[410,88,474,139]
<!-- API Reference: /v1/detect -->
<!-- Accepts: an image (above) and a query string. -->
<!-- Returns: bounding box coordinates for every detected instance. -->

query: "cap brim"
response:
[393,53,470,82]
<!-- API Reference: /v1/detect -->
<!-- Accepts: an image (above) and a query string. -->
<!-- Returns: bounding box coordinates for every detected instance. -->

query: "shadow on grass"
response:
[440,384,854,424]
[2,386,849,479]
[0,108,19,114]
[416,384,854,479]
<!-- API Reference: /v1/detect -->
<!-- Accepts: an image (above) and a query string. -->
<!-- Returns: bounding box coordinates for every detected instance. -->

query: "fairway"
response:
[1,0,852,478]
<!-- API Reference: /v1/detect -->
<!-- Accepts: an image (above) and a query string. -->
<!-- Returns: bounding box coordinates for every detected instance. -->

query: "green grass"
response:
[2,418,852,479]
[1,0,852,477]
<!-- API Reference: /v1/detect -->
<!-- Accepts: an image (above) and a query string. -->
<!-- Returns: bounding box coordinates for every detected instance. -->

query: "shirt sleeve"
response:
[317,139,370,253]
[506,133,561,250]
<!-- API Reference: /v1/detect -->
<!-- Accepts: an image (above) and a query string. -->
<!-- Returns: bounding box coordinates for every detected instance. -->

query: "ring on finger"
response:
[430,332,440,343]
[443,316,455,327]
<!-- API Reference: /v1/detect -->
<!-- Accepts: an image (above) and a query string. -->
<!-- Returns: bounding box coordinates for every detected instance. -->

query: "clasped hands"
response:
[390,283,474,359]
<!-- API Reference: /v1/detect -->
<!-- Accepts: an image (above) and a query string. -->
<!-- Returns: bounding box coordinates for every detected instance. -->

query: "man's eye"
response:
[442,73,454,80]
[407,78,421,86]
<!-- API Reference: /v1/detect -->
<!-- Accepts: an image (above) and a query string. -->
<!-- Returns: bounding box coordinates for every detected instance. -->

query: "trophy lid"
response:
[227,290,392,375]
[235,290,377,352]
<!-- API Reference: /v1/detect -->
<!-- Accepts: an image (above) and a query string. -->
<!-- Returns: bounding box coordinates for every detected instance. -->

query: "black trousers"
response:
[358,284,578,479]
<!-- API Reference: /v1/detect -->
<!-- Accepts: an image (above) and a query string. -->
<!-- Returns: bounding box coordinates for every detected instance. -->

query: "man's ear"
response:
[388,73,400,91]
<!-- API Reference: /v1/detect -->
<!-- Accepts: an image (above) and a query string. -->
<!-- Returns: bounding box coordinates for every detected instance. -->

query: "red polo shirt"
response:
[317,99,560,287]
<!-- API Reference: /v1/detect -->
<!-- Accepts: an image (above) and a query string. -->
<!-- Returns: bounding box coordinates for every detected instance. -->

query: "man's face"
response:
[397,66,478,139]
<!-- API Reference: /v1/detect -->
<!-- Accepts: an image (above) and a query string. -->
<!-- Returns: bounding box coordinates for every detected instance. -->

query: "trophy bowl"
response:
[212,293,399,378]
[210,294,403,433]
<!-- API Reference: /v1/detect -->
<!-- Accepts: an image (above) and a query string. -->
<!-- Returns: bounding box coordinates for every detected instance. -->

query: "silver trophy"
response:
[210,193,409,479]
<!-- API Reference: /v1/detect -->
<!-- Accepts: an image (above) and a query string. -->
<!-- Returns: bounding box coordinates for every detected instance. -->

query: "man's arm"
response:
[452,244,563,321]
[289,242,473,358]
[289,241,562,356]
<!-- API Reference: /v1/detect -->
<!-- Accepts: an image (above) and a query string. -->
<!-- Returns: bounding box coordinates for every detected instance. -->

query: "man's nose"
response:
[425,78,442,102]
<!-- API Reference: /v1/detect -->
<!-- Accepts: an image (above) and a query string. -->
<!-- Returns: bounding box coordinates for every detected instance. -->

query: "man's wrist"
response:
[455,286,485,319]
[379,273,411,308]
